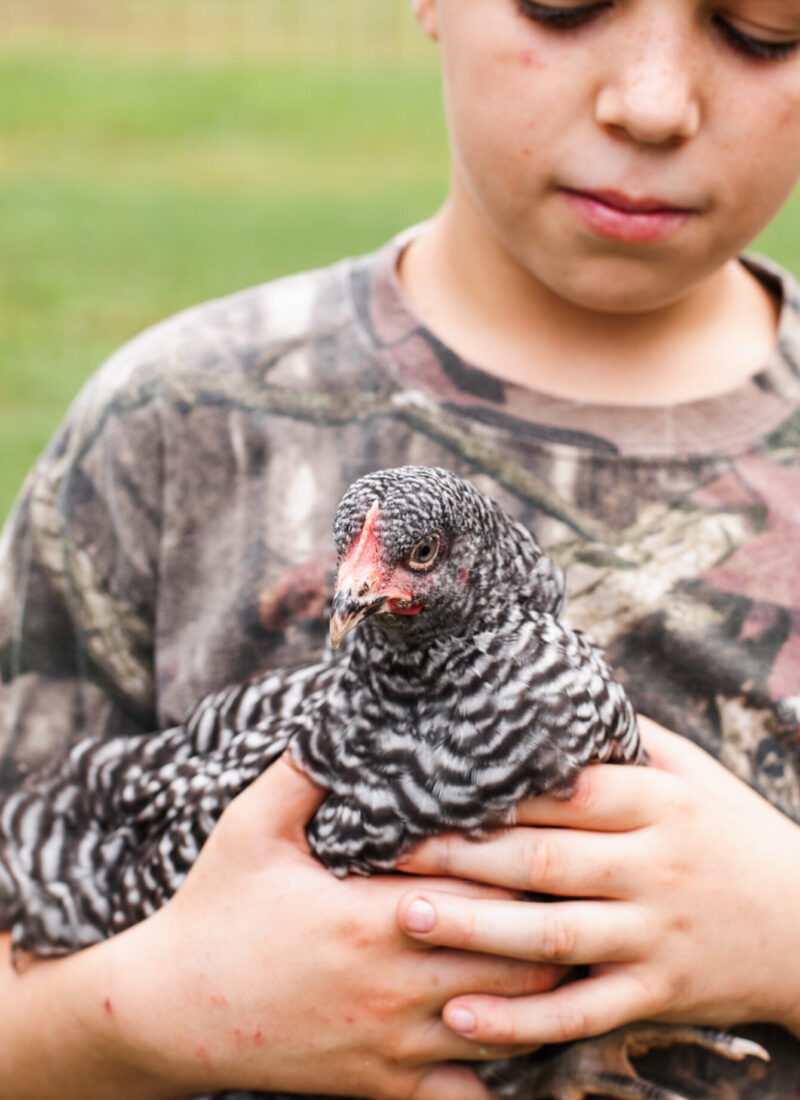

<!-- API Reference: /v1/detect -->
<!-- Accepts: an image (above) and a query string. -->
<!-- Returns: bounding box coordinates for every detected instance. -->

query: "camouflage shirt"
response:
[1,233,800,1096]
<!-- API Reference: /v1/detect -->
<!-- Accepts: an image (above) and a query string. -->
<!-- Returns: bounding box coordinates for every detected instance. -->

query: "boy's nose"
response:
[594,23,702,146]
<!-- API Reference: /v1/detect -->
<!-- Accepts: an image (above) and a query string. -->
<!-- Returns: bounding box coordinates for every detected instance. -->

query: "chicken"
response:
[0,465,766,1099]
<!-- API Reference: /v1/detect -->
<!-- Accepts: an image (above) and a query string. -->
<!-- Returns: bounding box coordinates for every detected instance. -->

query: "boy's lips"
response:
[560,187,696,244]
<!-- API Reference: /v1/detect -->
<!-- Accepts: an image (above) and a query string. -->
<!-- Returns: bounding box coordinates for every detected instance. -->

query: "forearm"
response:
[0,932,181,1100]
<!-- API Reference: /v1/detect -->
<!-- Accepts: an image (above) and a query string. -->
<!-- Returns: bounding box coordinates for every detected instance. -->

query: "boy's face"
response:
[415,0,800,313]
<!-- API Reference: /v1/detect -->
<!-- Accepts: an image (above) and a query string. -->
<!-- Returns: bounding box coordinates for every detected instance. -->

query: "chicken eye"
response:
[407,534,440,571]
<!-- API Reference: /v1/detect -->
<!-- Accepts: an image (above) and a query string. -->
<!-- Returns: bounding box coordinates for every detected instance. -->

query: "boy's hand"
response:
[396,717,800,1047]
[104,753,560,1100]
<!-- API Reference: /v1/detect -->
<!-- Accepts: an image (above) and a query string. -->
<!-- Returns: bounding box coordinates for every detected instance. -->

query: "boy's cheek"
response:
[766,76,800,132]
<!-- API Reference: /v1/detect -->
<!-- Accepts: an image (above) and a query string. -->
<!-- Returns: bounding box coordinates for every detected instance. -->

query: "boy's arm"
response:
[0,754,558,1100]
[0,933,179,1100]
[397,717,800,1044]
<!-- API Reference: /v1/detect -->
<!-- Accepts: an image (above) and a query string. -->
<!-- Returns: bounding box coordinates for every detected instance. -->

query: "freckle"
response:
[103,996,113,1016]
[520,48,542,69]
[522,148,531,157]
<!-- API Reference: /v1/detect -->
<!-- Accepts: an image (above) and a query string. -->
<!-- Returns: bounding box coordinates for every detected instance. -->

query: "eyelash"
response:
[516,1,608,31]
[515,1,800,62]
[712,16,799,61]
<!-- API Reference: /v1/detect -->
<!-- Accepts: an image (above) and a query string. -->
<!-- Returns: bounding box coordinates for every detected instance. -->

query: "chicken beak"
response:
[329,586,389,650]
[330,500,417,649]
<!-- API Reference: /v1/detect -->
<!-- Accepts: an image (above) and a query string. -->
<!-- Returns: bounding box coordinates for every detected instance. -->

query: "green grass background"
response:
[1,9,799,521]
[0,6,447,521]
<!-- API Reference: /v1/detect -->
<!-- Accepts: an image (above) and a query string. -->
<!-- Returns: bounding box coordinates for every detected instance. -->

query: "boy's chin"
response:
[531,253,719,317]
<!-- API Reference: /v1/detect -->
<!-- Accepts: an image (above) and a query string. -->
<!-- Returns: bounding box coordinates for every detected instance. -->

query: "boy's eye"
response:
[713,16,800,62]
[516,0,800,61]
[516,1,609,30]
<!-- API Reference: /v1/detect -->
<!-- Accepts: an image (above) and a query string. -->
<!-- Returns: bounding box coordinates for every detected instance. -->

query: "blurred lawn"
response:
[0,37,447,520]
[1,30,799,522]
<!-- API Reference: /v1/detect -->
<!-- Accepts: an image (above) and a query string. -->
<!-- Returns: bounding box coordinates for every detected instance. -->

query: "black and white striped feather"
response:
[0,465,643,1098]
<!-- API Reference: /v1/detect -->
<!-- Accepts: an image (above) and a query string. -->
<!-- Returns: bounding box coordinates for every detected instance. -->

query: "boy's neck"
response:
[398,202,780,408]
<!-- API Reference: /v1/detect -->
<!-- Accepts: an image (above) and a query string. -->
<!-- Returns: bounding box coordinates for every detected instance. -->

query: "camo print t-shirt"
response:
[1,231,800,1096]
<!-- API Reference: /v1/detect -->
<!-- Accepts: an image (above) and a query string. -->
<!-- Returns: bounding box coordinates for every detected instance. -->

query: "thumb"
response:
[236,751,327,842]
[638,715,714,776]
[412,1065,491,1100]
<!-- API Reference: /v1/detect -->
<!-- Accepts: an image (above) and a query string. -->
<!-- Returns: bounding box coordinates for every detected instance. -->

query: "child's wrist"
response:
[98,912,214,1097]
[0,930,179,1100]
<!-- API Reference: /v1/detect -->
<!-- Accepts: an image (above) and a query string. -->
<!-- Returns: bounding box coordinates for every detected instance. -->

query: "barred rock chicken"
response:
[0,466,766,1100]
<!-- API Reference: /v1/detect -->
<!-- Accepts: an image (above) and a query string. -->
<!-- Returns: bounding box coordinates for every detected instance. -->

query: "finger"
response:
[442,969,653,1046]
[407,875,522,903]
[398,892,645,965]
[234,752,326,839]
[399,827,631,897]
[414,1015,538,1063]
[512,763,666,831]
[639,718,776,817]
[637,716,721,780]
[410,1063,492,1100]
[422,946,567,1000]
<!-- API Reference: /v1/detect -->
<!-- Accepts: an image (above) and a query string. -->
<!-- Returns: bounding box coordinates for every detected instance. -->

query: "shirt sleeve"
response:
[0,357,165,791]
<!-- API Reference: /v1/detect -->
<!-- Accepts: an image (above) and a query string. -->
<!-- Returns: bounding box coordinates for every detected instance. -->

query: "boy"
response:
[1,0,800,1096]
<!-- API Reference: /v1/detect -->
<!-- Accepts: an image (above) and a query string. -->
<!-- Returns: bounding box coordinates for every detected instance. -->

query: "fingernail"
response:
[403,897,436,933]
[446,1006,476,1035]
